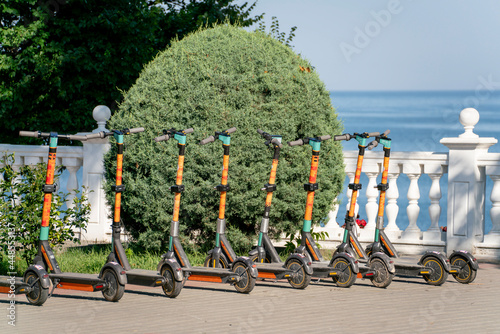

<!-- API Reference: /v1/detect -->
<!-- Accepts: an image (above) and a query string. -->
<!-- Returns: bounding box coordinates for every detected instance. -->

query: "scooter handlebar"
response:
[366,140,379,150]
[183,128,194,134]
[366,131,380,138]
[154,134,170,142]
[19,131,40,138]
[288,139,304,146]
[225,127,236,134]
[334,134,352,141]
[319,135,331,141]
[199,135,215,145]
[382,129,390,136]
[270,138,283,148]
[128,127,145,134]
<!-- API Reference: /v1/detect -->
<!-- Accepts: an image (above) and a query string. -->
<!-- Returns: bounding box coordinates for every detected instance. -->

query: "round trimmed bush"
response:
[105,24,344,253]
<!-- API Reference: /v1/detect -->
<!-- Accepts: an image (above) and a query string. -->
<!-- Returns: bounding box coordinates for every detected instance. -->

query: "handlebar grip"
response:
[382,129,390,136]
[334,134,351,141]
[270,138,283,148]
[366,140,379,150]
[184,128,194,134]
[129,127,145,134]
[257,129,264,135]
[19,131,40,138]
[319,135,331,141]
[225,127,236,134]
[199,135,215,145]
[288,139,304,146]
[154,134,170,142]
[366,132,380,137]
[67,135,88,141]
[86,132,106,139]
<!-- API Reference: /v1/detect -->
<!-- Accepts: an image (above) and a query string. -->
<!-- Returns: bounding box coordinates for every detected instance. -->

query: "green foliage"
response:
[283,229,330,255]
[257,16,297,48]
[106,24,344,254]
[0,0,261,144]
[0,154,91,266]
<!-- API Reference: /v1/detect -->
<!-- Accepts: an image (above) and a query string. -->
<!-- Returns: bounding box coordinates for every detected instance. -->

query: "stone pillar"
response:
[422,164,444,241]
[440,108,497,255]
[80,106,112,242]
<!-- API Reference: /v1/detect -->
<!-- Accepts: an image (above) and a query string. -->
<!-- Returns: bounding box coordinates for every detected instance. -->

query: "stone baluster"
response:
[384,163,402,239]
[402,162,423,240]
[62,158,82,209]
[484,167,500,246]
[423,165,445,241]
[364,169,379,231]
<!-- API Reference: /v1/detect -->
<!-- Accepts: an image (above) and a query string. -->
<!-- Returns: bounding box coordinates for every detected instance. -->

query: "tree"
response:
[105,24,344,253]
[0,0,261,144]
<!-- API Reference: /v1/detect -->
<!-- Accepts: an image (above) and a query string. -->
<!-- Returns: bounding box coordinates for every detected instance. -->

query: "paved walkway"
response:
[1,262,500,333]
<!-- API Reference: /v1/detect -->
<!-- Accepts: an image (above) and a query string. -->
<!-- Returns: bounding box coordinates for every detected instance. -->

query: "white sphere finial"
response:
[92,105,111,132]
[459,108,479,138]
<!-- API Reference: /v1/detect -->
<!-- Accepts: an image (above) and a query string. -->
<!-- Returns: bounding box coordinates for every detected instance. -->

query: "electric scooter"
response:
[205,129,313,289]
[288,134,394,288]
[154,127,258,297]
[88,128,176,294]
[0,131,127,305]
[364,132,478,285]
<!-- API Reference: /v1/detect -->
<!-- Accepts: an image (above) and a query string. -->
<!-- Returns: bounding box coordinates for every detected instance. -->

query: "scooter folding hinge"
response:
[43,184,57,193]
[377,183,389,191]
[303,183,319,192]
[169,184,185,193]
[215,184,230,192]
[261,183,277,192]
[111,185,126,193]
[348,183,362,190]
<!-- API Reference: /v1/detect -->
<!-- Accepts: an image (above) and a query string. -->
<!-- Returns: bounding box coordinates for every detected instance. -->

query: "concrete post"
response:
[80,106,112,242]
[440,108,497,255]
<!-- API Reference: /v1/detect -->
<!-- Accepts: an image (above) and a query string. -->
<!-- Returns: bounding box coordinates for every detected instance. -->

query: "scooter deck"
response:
[126,268,165,287]
[184,266,235,277]
[254,263,289,280]
[49,272,105,291]
[390,257,428,276]
[0,276,30,294]
[311,262,342,278]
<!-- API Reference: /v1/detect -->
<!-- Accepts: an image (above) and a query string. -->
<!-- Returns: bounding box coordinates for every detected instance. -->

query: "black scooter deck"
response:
[0,276,30,294]
[185,266,235,278]
[49,272,105,291]
[126,269,165,287]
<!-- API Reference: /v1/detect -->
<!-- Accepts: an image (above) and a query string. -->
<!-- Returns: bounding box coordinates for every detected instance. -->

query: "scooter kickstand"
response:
[49,278,60,298]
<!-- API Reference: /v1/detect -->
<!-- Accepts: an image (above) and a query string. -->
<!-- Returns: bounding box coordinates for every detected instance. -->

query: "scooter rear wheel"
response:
[232,262,255,293]
[331,258,356,288]
[101,268,125,302]
[161,265,183,298]
[203,254,229,268]
[369,258,393,288]
[25,271,48,306]
[450,255,477,284]
[422,256,448,286]
[286,259,311,289]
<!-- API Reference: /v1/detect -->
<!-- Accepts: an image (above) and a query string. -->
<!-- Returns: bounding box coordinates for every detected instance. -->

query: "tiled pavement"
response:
[1,262,499,333]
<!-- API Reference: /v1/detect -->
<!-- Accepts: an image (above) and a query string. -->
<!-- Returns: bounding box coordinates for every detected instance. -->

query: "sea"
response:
[330,90,500,233]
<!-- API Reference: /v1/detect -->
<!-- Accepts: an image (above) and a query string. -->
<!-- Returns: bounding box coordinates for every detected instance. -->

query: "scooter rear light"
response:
[308,262,311,265]
[252,264,256,268]
[95,284,104,289]
[121,271,126,275]
[43,274,49,278]
[365,273,374,277]
[176,268,182,271]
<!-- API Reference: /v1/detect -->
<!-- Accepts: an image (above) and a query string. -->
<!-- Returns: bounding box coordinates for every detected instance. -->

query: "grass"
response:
[0,244,208,276]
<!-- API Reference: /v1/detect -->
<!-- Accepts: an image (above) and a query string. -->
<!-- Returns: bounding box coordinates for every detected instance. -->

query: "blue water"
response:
[330,90,500,233]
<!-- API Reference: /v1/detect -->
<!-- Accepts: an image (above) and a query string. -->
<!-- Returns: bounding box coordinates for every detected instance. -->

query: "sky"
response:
[237,0,500,91]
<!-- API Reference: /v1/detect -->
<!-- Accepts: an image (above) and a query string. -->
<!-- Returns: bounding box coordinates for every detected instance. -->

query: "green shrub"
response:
[0,154,91,268]
[105,24,344,253]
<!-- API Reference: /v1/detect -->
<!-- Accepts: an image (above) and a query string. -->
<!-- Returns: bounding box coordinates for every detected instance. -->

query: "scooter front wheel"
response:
[249,253,272,263]
[331,258,356,288]
[203,254,229,268]
[369,258,393,288]
[25,271,48,306]
[161,265,183,298]
[422,256,448,286]
[232,262,255,293]
[450,255,477,284]
[286,259,311,289]
[101,268,125,302]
